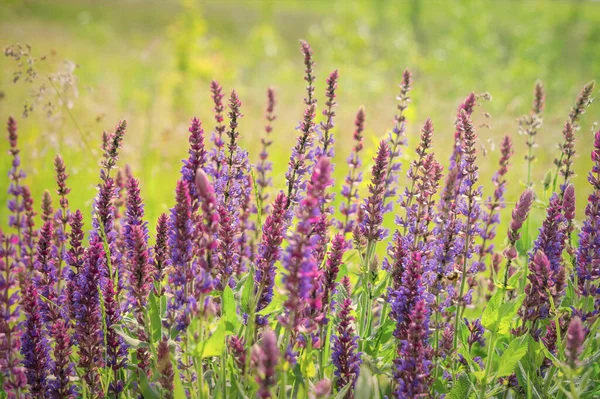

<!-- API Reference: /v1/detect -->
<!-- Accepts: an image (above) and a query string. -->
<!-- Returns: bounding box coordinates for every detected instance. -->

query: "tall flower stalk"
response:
[340,108,366,235]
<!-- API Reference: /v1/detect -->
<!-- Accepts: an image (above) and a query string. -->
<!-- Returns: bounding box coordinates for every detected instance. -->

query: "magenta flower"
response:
[340,108,366,235]
[153,213,170,295]
[565,316,585,367]
[331,276,361,397]
[209,80,226,179]
[252,329,280,399]
[181,117,207,205]
[20,284,51,397]
[360,141,390,243]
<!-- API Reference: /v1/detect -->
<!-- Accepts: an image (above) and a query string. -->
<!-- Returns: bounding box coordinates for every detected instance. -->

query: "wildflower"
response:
[252,329,280,399]
[531,194,567,274]
[331,277,361,397]
[321,234,347,315]
[255,192,289,320]
[41,190,53,223]
[465,318,485,349]
[53,155,71,281]
[340,107,366,235]
[568,81,595,127]
[520,251,564,324]
[316,70,339,160]
[20,284,51,397]
[181,117,207,204]
[521,82,545,188]
[360,141,390,243]
[6,117,27,255]
[256,87,277,213]
[556,122,576,192]
[506,189,535,249]
[49,319,76,398]
[228,335,247,374]
[480,135,513,262]
[281,157,331,335]
[384,70,412,206]
[20,186,36,272]
[0,230,27,396]
[393,299,432,399]
[153,213,170,295]
[157,339,174,399]
[33,220,59,322]
[300,40,317,106]
[217,205,238,289]
[209,80,226,179]
[576,129,600,295]
[565,316,585,368]
[100,120,127,178]
[562,184,576,248]
[285,104,317,209]
[103,277,128,395]
[167,180,195,331]
[195,169,220,293]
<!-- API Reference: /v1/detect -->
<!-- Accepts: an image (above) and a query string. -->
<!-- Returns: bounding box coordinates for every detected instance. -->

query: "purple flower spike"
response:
[33,220,59,322]
[340,107,366,235]
[255,192,289,319]
[384,70,412,207]
[285,104,317,209]
[103,277,128,395]
[316,70,338,160]
[209,80,226,179]
[49,319,76,398]
[6,116,27,256]
[393,299,432,399]
[217,205,238,289]
[195,169,220,293]
[181,117,207,204]
[331,276,361,397]
[252,329,280,399]
[360,141,390,243]
[300,40,317,106]
[322,234,347,314]
[153,213,170,295]
[281,157,332,336]
[20,284,51,397]
[256,87,277,213]
[0,230,27,396]
[167,180,194,331]
[565,316,585,367]
[73,241,105,398]
[577,129,600,296]
[20,186,36,273]
[531,194,567,274]
[480,135,513,263]
[507,189,535,246]
[157,339,174,398]
[100,120,127,178]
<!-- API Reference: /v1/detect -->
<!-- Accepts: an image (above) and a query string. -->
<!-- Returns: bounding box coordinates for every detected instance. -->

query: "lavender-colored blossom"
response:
[568,81,595,127]
[153,213,170,296]
[316,70,338,160]
[181,117,207,204]
[100,120,127,177]
[281,157,332,336]
[479,135,513,263]
[103,277,127,395]
[340,108,365,235]
[256,87,277,214]
[217,205,238,289]
[53,155,71,282]
[228,335,247,374]
[300,40,317,107]
[251,329,280,399]
[255,192,289,320]
[507,189,535,249]
[565,316,585,367]
[520,251,565,325]
[285,104,317,209]
[577,129,600,295]
[321,234,347,315]
[49,319,76,398]
[33,221,59,322]
[331,276,361,398]
[209,80,226,179]
[0,231,26,396]
[6,116,27,259]
[167,180,195,331]
[393,298,432,398]
[195,170,220,294]
[41,190,53,223]
[359,141,390,243]
[465,318,485,349]
[20,284,51,397]
[157,338,174,399]
[20,186,36,273]
[556,122,576,193]
[531,194,567,274]
[384,70,412,207]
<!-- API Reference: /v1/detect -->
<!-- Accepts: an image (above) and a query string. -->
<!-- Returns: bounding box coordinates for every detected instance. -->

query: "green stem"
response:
[479,331,497,399]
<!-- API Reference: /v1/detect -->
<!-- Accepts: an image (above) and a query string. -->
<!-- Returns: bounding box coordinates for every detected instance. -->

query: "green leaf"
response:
[149,292,163,343]
[113,325,148,349]
[333,383,353,399]
[195,319,228,358]
[257,296,283,316]
[137,367,162,399]
[497,294,525,335]
[481,289,503,331]
[222,285,237,332]
[354,365,372,398]
[173,360,186,399]
[241,266,254,314]
[497,335,528,378]
[448,373,471,399]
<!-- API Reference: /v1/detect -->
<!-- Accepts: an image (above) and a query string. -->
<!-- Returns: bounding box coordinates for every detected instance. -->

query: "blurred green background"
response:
[1,0,599,232]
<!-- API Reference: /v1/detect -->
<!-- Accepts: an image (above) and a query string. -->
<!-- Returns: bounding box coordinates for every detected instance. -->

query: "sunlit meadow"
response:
[0,1,599,398]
